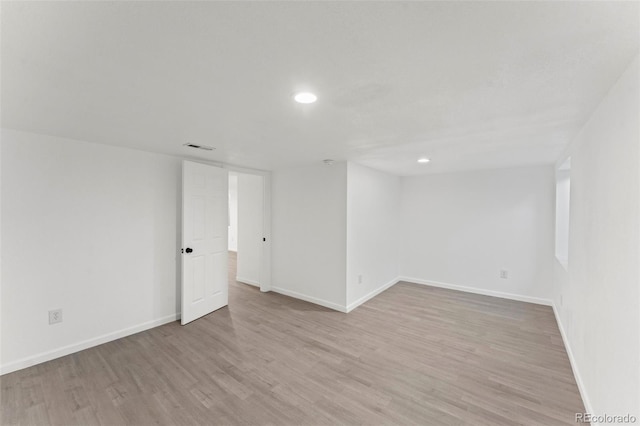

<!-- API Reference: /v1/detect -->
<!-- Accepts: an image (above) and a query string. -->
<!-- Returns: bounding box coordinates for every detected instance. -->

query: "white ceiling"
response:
[2,1,638,175]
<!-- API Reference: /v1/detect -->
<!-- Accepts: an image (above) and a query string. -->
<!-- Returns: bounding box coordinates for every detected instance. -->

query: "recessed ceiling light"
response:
[418,158,430,163]
[294,92,317,104]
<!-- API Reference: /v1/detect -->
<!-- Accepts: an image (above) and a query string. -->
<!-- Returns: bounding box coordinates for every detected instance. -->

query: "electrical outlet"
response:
[358,275,363,284]
[499,269,508,279]
[49,309,62,325]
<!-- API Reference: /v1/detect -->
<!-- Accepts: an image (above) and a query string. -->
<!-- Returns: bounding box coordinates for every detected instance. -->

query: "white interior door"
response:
[181,160,228,325]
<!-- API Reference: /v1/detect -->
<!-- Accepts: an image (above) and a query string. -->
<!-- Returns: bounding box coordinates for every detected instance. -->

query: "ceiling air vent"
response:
[183,143,215,151]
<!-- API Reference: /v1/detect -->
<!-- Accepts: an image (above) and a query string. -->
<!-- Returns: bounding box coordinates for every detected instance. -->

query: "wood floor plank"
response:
[1,252,585,425]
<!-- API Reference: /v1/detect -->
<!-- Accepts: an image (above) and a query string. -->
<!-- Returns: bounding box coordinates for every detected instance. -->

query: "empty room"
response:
[1,1,638,425]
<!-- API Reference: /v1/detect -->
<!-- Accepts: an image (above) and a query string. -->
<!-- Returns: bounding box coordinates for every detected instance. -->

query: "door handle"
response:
[182,247,193,254]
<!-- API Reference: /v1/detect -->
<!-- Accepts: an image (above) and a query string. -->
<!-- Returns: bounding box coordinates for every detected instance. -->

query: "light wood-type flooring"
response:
[1,252,585,425]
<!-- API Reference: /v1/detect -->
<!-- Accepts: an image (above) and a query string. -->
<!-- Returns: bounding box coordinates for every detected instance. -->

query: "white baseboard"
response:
[270,287,347,313]
[552,303,593,416]
[398,276,553,306]
[0,313,179,376]
[346,277,399,313]
[236,276,260,287]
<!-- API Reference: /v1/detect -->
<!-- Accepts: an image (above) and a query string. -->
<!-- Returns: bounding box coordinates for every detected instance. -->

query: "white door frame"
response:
[222,164,271,293]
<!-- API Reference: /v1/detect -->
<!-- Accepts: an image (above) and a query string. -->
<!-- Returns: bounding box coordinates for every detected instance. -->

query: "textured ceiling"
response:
[1,1,638,175]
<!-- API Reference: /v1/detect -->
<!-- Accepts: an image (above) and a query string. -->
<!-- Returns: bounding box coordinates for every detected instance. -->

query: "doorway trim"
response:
[222,164,271,293]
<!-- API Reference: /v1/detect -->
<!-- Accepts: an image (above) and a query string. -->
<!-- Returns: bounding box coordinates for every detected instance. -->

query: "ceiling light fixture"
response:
[418,158,430,163]
[294,92,317,104]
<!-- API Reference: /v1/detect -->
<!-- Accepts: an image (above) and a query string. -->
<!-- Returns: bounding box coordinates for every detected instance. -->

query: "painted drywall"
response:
[271,163,347,311]
[228,172,238,251]
[399,167,555,304]
[0,136,3,370]
[0,129,181,373]
[4,2,639,176]
[555,168,571,267]
[346,163,400,310]
[553,55,639,418]
[236,172,264,287]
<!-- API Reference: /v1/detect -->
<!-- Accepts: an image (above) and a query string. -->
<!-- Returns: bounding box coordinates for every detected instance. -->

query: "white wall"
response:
[271,163,347,311]
[1,129,181,374]
[236,172,264,287]
[346,163,400,310]
[555,167,571,266]
[399,166,555,304]
[553,55,639,418]
[228,173,238,252]
[0,135,3,370]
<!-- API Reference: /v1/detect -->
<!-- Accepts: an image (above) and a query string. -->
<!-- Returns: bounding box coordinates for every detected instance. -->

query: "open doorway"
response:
[228,171,265,293]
